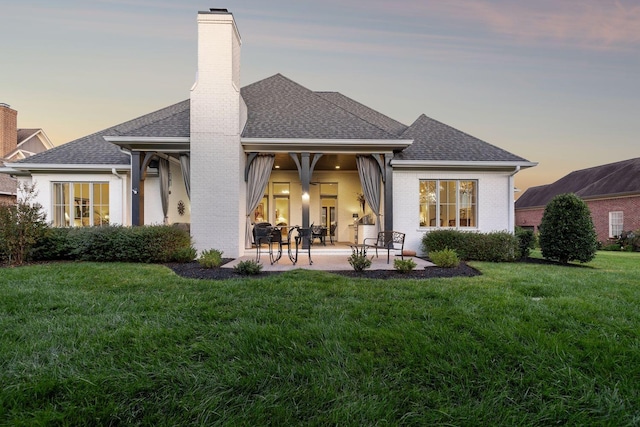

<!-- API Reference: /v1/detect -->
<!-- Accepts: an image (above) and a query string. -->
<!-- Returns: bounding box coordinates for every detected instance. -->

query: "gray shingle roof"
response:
[16,100,189,165]
[12,75,531,168]
[315,92,408,137]
[0,172,16,195]
[395,114,530,162]
[240,74,403,140]
[516,157,640,209]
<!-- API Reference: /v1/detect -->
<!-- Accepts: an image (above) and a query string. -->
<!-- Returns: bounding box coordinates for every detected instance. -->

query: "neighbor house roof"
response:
[0,173,16,196]
[8,74,531,169]
[515,157,640,209]
[17,129,41,144]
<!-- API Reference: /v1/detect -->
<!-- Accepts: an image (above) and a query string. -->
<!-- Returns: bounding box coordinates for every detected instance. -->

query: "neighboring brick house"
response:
[0,103,54,203]
[515,158,640,243]
[1,9,536,257]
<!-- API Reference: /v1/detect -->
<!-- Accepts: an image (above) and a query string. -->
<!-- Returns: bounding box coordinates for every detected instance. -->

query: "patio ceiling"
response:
[272,153,357,171]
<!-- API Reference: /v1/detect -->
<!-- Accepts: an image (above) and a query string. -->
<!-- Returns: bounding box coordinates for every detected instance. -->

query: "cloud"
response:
[364,0,640,51]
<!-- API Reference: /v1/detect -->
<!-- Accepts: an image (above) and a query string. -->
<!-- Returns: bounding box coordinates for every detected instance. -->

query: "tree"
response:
[538,193,598,264]
[0,182,49,265]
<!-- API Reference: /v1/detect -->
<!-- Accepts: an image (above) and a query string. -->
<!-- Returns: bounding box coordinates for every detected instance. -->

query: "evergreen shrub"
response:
[430,248,460,268]
[538,193,598,264]
[421,230,518,262]
[234,260,263,275]
[32,225,194,263]
[393,258,417,273]
[348,253,372,272]
[198,249,224,268]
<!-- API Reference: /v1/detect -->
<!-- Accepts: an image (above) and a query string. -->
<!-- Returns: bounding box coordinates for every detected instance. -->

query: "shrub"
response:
[600,243,622,251]
[32,227,77,261]
[234,260,263,275]
[616,230,640,252]
[430,248,460,268]
[32,225,194,263]
[394,258,417,273]
[422,230,518,262]
[172,246,198,263]
[0,183,49,265]
[348,253,372,272]
[539,193,598,264]
[198,249,224,268]
[421,229,470,259]
[515,227,536,259]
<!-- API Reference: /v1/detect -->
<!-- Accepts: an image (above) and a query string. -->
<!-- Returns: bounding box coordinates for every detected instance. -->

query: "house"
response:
[0,103,54,203]
[515,158,640,243]
[0,9,535,257]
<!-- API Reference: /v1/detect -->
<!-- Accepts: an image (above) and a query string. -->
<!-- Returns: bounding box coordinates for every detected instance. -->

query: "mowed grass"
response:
[1,252,639,426]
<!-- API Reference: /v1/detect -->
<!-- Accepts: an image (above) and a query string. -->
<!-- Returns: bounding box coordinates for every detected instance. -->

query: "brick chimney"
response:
[0,103,18,159]
[190,9,244,256]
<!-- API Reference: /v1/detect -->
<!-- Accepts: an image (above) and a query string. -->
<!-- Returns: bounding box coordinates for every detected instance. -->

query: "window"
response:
[609,211,623,238]
[52,182,109,227]
[419,180,477,228]
[273,182,290,227]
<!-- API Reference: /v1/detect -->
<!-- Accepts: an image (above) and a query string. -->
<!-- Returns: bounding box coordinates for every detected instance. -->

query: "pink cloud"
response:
[368,0,640,51]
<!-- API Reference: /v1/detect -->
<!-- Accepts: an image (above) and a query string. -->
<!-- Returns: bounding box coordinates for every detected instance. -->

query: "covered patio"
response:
[223,242,434,272]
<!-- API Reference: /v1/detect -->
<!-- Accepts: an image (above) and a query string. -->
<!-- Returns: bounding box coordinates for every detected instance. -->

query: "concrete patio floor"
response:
[223,251,434,272]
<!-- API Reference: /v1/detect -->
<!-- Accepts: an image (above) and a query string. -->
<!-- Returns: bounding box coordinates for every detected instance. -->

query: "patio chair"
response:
[329,222,337,244]
[363,230,405,264]
[268,226,296,265]
[311,224,327,245]
[293,227,313,265]
[252,222,273,262]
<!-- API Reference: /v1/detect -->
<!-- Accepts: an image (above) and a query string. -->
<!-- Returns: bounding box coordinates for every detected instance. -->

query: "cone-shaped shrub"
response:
[539,193,597,264]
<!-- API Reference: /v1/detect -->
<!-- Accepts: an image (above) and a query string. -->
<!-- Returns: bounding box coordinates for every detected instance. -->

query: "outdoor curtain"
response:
[245,154,275,248]
[180,154,190,200]
[159,157,170,224]
[356,155,382,234]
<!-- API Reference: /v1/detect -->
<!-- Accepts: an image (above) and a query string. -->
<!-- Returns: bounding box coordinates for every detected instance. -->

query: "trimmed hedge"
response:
[421,229,519,262]
[33,225,195,263]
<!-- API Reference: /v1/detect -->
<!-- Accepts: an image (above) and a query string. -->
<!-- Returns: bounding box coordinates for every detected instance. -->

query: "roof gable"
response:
[240,74,403,140]
[395,114,530,163]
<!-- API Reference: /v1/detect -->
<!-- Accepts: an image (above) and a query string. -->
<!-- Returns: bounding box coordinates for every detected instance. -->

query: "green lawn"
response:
[1,252,639,426]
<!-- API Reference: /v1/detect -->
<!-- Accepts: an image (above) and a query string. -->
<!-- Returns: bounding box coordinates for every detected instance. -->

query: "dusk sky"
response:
[3,0,639,194]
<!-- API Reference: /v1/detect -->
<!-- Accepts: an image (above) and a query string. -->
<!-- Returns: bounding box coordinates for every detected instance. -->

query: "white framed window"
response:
[609,211,623,238]
[419,180,477,228]
[52,182,109,227]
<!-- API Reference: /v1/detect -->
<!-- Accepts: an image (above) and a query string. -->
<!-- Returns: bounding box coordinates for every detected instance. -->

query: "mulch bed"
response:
[166,259,481,280]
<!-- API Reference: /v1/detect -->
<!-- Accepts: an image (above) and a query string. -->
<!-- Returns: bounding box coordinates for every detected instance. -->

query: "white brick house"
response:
[0,9,536,257]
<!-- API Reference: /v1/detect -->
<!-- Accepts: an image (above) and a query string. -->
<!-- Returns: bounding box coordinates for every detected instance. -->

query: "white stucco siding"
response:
[19,172,126,226]
[393,169,513,256]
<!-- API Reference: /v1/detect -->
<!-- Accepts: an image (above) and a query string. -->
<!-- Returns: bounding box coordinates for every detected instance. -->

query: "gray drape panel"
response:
[245,155,275,248]
[179,154,190,200]
[159,158,170,224]
[356,155,382,234]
